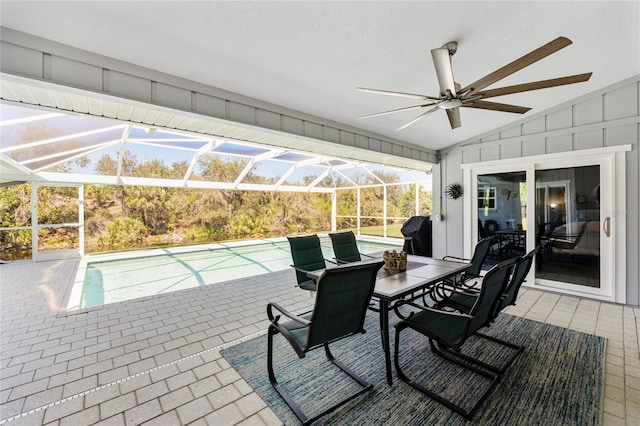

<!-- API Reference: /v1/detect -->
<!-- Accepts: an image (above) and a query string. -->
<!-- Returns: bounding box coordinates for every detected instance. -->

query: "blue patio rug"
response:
[221,312,605,425]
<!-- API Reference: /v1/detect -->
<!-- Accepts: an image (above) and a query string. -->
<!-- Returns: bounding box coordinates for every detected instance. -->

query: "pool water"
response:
[75,237,403,309]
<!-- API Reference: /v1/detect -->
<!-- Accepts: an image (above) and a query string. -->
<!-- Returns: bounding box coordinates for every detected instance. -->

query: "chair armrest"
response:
[437,281,480,296]
[393,299,473,320]
[267,302,311,326]
[290,264,312,274]
[361,252,378,260]
[429,279,480,303]
[442,255,471,263]
[325,258,338,265]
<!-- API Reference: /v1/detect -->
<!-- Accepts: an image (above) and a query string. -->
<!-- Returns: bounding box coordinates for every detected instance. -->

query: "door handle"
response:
[603,217,611,237]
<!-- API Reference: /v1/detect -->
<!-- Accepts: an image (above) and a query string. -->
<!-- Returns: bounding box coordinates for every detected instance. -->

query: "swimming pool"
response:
[68,236,403,310]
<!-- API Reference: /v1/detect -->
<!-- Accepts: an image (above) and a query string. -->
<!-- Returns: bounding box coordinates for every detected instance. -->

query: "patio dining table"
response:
[309,255,473,385]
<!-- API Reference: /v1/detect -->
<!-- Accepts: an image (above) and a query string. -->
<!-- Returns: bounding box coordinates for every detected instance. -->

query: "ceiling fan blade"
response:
[356,103,439,120]
[446,108,461,129]
[458,36,573,96]
[356,87,441,101]
[462,100,531,114]
[397,106,440,130]
[431,48,457,96]
[476,73,593,99]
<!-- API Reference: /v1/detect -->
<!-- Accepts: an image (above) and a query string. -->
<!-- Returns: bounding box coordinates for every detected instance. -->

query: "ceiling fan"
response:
[356,37,592,130]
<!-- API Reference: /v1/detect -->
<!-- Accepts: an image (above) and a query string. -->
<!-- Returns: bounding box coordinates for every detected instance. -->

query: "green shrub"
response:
[98,217,147,250]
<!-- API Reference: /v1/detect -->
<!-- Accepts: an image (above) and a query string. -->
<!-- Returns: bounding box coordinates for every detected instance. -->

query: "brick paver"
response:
[1,258,638,425]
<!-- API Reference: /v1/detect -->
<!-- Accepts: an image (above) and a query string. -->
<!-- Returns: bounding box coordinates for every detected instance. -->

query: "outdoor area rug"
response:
[221,312,605,425]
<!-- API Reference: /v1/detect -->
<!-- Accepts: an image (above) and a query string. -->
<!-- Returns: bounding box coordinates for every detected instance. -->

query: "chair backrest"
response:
[329,231,361,263]
[478,219,489,239]
[465,236,496,278]
[484,219,499,235]
[498,248,536,312]
[467,257,517,335]
[306,260,384,349]
[287,235,327,285]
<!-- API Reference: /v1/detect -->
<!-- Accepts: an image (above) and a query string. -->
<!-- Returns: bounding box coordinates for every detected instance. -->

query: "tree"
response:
[125,186,173,235]
[0,182,31,227]
[98,217,147,250]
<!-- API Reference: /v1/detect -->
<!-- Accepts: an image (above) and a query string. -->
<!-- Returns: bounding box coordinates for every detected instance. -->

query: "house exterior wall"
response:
[434,76,640,306]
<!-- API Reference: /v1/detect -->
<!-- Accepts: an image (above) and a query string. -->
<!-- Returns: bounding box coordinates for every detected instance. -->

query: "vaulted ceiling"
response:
[1,1,639,152]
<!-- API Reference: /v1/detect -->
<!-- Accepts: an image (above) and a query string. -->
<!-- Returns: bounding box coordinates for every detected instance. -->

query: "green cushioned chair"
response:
[393,258,517,420]
[328,231,377,264]
[328,231,382,311]
[434,248,536,320]
[442,236,497,288]
[267,260,384,425]
[430,249,537,375]
[287,234,336,292]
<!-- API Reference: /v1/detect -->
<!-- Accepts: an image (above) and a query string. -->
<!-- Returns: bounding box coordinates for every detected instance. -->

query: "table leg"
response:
[378,299,393,385]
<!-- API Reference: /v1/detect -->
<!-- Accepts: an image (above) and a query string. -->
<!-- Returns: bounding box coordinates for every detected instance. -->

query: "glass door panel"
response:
[535,166,600,288]
[477,171,527,266]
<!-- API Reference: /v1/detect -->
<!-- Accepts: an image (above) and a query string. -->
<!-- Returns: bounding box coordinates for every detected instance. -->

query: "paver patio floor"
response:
[1,258,638,425]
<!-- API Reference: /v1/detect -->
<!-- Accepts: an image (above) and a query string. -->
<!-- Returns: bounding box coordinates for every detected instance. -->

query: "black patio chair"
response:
[287,235,336,292]
[442,236,497,289]
[328,230,383,311]
[430,248,537,373]
[393,259,517,420]
[328,231,377,263]
[267,260,384,425]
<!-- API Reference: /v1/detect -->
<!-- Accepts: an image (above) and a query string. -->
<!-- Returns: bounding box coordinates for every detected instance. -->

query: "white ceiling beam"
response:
[116,125,133,182]
[0,124,128,154]
[27,140,121,171]
[362,165,386,184]
[182,140,216,185]
[273,163,298,188]
[0,112,65,127]
[306,169,332,191]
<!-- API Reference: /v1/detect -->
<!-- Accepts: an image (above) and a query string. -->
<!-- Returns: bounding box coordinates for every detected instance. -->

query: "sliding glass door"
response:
[465,148,623,302]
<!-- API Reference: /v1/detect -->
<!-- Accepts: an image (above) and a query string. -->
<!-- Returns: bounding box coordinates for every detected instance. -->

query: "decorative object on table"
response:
[383,250,407,271]
[445,183,464,200]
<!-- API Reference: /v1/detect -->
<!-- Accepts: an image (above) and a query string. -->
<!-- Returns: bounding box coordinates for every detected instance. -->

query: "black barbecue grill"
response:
[401,215,433,257]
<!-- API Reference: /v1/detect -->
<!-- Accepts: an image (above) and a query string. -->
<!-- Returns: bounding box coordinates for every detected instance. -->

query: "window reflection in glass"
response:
[477,171,527,266]
[535,166,600,288]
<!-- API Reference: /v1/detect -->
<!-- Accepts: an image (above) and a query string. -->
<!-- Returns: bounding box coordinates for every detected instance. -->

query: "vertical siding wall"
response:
[434,76,640,306]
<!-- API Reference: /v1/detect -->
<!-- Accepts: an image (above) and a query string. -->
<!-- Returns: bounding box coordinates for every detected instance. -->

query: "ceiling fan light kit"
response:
[356,36,592,130]
[440,99,462,110]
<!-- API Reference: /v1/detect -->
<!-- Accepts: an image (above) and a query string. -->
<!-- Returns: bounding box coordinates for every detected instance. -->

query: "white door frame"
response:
[32,182,84,261]
[462,145,629,303]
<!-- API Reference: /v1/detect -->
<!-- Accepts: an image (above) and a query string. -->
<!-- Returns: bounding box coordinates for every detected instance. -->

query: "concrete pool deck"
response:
[0,258,639,425]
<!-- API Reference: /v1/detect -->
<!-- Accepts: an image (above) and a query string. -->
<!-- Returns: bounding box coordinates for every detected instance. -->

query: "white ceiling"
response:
[1,1,639,151]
